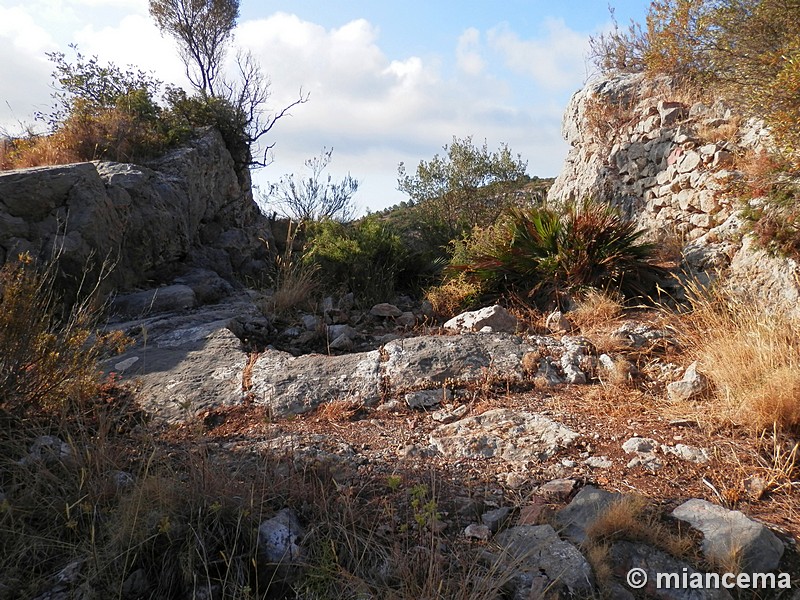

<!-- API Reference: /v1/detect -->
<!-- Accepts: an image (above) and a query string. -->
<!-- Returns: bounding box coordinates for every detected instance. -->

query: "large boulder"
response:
[443,305,518,333]
[0,128,271,301]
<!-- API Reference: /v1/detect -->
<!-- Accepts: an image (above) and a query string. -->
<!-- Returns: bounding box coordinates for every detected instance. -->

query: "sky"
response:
[0,0,651,213]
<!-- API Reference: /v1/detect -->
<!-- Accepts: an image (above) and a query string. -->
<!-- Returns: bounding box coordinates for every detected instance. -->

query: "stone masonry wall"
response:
[549,72,770,241]
[548,72,800,315]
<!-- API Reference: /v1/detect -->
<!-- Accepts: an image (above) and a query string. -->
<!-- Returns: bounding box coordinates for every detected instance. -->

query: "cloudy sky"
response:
[0,0,650,213]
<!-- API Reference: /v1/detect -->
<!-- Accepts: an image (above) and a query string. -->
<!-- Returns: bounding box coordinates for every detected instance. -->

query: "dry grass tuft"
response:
[570,289,623,331]
[695,116,742,145]
[680,282,800,433]
[262,222,318,316]
[586,494,696,561]
[424,275,481,320]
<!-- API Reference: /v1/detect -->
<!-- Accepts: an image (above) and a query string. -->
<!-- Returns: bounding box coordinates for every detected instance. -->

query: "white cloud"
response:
[74,14,187,87]
[487,18,589,91]
[0,6,57,54]
[0,7,58,133]
[0,6,574,212]
[456,27,486,76]
[233,13,573,211]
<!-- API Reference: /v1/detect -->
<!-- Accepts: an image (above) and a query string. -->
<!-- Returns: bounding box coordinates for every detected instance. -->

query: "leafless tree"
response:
[267,148,359,222]
[220,51,309,167]
[148,0,238,96]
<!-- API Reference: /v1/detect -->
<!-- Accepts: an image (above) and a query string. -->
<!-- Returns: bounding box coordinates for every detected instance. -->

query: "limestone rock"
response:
[113,326,245,424]
[622,437,659,454]
[443,305,517,333]
[370,303,402,318]
[0,129,270,302]
[19,435,72,467]
[464,523,491,541]
[667,361,709,402]
[584,455,613,469]
[382,333,533,390]
[555,485,623,545]
[481,506,512,533]
[405,388,452,409]
[258,508,305,565]
[672,499,784,573]
[249,349,382,416]
[493,524,595,599]
[662,443,710,464]
[429,408,579,466]
[537,478,577,501]
[111,284,197,318]
[609,540,733,600]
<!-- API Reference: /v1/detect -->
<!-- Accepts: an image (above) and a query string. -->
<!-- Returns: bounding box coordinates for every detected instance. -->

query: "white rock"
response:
[443,305,517,333]
[666,361,708,402]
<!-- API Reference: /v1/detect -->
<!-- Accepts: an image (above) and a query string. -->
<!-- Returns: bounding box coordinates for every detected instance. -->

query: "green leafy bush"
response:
[397,136,530,243]
[1,47,260,171]
[447,200,665,307]
[304,216,413,304]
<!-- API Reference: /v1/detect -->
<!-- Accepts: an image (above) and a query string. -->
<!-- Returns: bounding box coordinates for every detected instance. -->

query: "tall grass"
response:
[681,282,800,433]
[0,254,126,416]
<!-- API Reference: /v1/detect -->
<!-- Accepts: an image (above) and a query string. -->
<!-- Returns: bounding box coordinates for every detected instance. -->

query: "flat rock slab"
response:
[110,327,245,424]
[493,524,594,598]
[429,408,579,465]
[111,284,197,319]
[249,350,382,415]
[672,499,784,573]
[111,323,597,422]
[383,333,539,390]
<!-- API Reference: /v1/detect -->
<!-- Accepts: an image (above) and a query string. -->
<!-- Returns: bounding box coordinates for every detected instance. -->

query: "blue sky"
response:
[0,0,651,212]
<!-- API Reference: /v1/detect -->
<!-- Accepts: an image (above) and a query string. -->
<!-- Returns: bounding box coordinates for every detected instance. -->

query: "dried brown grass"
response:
[679,282,800,433]
[424,275,480,320]
[570,290,623,331]
[586,494,696,561]
[696,116,742,145]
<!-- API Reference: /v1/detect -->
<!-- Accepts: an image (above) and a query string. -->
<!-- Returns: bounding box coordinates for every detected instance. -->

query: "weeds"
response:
[584,494,697,592]
[0,254,127,416]
[261,221,318,316]
[570,289,624,331]
[680,280,800,433]
[423,274,481,319]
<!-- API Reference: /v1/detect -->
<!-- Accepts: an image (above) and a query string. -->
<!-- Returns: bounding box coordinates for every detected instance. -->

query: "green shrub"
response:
[448,200,665,307]
[1,47,257,171]
[397,136,530,242]
[304,216,412,304]
[163,86,251,168]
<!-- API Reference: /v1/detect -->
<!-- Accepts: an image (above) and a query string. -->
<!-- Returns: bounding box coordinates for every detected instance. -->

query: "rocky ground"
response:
[87,279,800,599]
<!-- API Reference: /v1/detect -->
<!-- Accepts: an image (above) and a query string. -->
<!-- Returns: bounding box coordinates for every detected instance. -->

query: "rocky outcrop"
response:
[548,73,763,241]
[0,128,271,300]
[108,302,604,423]
[549,72,800,315]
